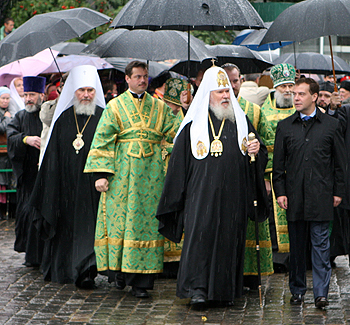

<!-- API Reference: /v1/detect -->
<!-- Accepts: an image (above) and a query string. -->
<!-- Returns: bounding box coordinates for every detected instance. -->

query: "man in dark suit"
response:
[273,78,346,309]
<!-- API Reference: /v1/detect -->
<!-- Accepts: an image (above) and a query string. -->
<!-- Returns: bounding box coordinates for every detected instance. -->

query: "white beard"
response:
[25,97,42,113]
[209,101,236,123]
[275,90,294,108]
[73,96,96,115]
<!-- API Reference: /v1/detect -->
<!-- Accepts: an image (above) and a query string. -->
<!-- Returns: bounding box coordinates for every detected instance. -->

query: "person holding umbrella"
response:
[156,66,269,307]
[273,77,346,308]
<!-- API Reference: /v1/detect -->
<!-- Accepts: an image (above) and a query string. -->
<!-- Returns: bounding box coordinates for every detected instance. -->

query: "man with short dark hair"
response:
[239,72,270,107]
[7,76,45,266]
[317,81,335,111]
[273,78,346,308]
[0,18,15,40]
[84,60,181,298]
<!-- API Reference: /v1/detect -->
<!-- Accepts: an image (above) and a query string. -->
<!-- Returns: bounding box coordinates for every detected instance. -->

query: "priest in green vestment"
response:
[84,61,181,298]
[222,64,274,289]
[260,63,296,271]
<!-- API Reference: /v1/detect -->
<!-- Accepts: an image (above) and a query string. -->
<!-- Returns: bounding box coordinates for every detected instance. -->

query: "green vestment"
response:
[238,96,274,276]
[84,90,181,273]
[260,92,295,253]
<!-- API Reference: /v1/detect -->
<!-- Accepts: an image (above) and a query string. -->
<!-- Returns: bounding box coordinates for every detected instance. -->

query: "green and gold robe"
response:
[238,96,274,276]
[84,90,181,274]
[260,92,295,254]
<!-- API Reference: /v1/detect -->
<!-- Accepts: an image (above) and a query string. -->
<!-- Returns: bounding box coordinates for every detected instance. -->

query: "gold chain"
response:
[74,107,92,135]
[208,112,225,140]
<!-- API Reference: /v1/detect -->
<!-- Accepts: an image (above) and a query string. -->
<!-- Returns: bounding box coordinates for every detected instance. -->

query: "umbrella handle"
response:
[186,83,191,104]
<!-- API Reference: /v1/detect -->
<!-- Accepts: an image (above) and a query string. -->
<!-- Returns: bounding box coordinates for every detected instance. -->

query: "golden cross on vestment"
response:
[130,111,139,120]
[137,129,148,139]
[142,111,149,120]
[211,58,216,67]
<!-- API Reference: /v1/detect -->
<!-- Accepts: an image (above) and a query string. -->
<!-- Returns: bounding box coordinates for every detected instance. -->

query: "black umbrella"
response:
[111,0,264,99]
[206,44,273,73]
[260,0,350,90]
[273,52,350,75]
[51,42,88,55]
[82,29,212,62]
[105,57,174,79]
[110,0,264,31]
[0,8,111,67]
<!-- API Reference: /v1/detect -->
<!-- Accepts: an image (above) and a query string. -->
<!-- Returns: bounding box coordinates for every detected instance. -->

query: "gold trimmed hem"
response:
[84,168,115,174]
[121,268,163,274]
[245,240,272,248]
[88,149,115,158]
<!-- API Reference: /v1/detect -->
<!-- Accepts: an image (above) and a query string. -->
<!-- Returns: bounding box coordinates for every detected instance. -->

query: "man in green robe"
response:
[222,63,274,289]
[84,61,181,298]
[260,63,296,271]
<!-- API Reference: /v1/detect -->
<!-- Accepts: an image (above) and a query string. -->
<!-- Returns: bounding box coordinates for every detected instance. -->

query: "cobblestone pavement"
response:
[1,218,350,325]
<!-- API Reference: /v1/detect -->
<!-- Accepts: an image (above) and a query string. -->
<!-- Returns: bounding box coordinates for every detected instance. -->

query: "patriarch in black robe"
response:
[156,67,268,306]
[7,76,46,266]
[30,65,106,288]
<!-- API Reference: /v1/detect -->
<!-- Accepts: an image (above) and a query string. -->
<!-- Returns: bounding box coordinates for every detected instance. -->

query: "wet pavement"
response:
[1,218,350,325]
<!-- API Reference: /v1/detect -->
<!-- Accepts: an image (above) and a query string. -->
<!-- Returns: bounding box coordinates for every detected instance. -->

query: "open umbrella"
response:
[105,57,174,79]
[111,0,264,89]
[82,29,212,62]
[0,7,111,67]
[0,48,59,86]
[170,45,273,77]
[273,52,350,75]
[207,44,273,73]
[51,42,87,55]
[41,55,113,74]
[260,0,350,89]
[240,22,293,51]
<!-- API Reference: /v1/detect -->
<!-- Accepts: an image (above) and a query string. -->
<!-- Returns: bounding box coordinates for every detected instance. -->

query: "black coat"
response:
[273,108,346,222]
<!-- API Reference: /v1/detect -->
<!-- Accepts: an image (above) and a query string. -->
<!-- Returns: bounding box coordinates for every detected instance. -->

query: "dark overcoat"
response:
[273,108,346,222]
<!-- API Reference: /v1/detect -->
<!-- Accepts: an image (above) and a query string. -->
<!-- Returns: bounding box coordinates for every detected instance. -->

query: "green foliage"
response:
[9,0,126,43]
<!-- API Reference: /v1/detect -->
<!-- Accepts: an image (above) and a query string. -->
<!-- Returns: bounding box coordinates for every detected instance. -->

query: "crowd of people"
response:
[0,19,349,309]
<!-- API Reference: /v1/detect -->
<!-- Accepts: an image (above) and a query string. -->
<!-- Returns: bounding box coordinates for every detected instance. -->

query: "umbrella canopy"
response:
[41,55,113,74]
[261,0,350,44]
[111,0,264,31]
[82,29,213,62]
[0,48,59,86]
[105,57,174,78]
[240,22,293,51]
[273,52,350,74]
[51,42,87,55]
[0,8,111,67]
[207,44,273,73]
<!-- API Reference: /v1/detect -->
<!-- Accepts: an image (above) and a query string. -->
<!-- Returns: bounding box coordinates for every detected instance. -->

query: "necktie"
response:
[302,116,312,121]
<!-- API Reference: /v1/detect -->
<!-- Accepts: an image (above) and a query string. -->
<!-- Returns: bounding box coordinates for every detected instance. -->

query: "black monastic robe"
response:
[156,114,268,301]
[7,109,43,265]
[30,106,103,284]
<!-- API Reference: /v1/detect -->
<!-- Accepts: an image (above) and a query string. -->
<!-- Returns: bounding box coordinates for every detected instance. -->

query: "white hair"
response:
[73,95,96,115]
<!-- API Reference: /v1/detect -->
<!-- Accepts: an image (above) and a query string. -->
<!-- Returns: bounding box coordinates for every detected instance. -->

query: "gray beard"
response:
[275,90,294,108]
[73,97,96,115]
[25,97,42,113]
[209,101,236,123]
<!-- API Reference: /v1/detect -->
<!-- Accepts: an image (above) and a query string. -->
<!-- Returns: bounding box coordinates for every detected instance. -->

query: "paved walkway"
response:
[1,218,350,325]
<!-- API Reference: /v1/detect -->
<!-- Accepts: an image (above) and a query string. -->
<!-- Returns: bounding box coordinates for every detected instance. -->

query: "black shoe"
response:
[315,296,329,308]
[190,294,206,305]
[76,277,95,289]
[290,294,304,305]
[115,273,126,290]
[131,287,149,298]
